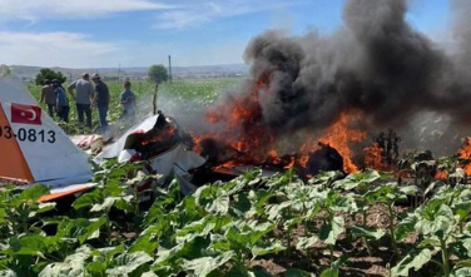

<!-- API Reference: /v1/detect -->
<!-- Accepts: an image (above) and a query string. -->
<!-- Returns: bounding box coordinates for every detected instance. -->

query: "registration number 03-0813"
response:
[0,125,56,144]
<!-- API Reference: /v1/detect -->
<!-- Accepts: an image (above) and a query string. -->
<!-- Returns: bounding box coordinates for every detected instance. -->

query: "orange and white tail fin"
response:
[0,76,93,187]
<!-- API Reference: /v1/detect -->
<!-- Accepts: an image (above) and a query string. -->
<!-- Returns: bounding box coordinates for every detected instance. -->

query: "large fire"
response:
[191,76,367,175]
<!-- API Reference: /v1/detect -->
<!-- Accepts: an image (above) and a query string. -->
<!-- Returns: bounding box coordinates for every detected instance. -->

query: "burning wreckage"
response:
[85,74,419,200]
[89,110,356,198]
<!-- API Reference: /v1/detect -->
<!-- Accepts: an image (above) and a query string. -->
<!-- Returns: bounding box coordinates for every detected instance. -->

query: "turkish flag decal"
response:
[10,103,42,125]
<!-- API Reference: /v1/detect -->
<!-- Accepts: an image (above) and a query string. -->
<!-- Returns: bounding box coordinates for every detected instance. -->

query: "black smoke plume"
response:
[214,0,471,135]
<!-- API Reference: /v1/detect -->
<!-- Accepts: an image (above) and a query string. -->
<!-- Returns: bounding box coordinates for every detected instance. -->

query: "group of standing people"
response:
[40,72,137,133]
[40,79,70,122]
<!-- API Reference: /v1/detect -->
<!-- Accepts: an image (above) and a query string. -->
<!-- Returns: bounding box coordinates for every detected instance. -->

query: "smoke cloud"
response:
[208,0,471,137]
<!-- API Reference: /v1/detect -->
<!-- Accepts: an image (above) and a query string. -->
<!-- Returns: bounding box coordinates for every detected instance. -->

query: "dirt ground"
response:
[250,204,437,276]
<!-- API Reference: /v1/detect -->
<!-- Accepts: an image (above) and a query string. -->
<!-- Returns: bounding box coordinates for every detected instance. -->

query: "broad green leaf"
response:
[252,241,286,258]
[251,190,275,210]
[296,236,318,250]
[129,234,159,256]
[399,186,419,196]
[224,179,247,195]
[142,202,167,228]
[454,201,471,222]
[91,245,125,260]
[395,216,417,242]
[38,245,92,277]
[312,171,343,187]
[106,251,153,277]
[182,251,233,277]
[421,198,447,219]
[319,217,344,245]
[79,216,107,244]
[208,194,229,215]
[418,238,440,248]
[460,239,471,257]
[194,185,230,214]
[90,195,133,213]
[333,170,380,191]
[176,216,214,237]
[266,202,293,221]
[391,249,432,277]
[86,246,125,276]
[124,173,162,187]
[19,184,50,202]
[154,236,210,265]
[349,226,386,240]
[37,202,56,214]
[225,226,250,247]
[9,235,50,257]
[176,223,215,244]
[73,188,103,210]
[452,267,471,277]
[283,217,303,231]
[415,204,454,238]
[249,222,276,245]
[232,193,251,215]
[56,217,107,244]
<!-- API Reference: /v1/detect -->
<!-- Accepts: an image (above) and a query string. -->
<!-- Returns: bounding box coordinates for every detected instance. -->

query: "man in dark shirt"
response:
[120,80,137,121]
[40,79,56,117]
[91,73,110,132]
[52,79,70,122]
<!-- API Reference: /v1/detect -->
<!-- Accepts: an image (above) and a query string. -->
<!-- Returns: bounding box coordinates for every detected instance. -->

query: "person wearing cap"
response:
[68,73,95,129]
[52,79,70,122]
[120,80,137,121]
[40,79,56,118]
[91,73,110,132]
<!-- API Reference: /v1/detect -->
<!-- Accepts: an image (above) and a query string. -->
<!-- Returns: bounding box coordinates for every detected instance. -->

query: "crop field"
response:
[5,0,471,275]
[5,78,468,277]
[2,162,471,276]
[27,77,243,134]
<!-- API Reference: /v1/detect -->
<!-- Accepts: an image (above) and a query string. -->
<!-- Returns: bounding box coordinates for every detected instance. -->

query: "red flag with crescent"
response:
[10,103,42,125]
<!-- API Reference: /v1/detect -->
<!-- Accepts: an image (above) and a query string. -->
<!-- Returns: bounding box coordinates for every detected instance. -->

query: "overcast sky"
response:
[0,0,452,68]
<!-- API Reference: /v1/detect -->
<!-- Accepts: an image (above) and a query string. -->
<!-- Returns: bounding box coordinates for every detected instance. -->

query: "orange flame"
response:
[318,111,366,173]
[435,171,448,180]
[459,137,471,175]
[285,110,366,173]
[191,75,367,175]
[363,143,384,170]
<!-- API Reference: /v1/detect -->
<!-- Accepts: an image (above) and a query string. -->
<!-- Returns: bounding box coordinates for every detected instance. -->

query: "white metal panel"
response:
[0,76,93,186]
[96,115,159,161]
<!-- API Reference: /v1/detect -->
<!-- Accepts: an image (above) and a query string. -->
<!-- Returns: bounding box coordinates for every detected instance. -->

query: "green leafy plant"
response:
[363,182,418,258]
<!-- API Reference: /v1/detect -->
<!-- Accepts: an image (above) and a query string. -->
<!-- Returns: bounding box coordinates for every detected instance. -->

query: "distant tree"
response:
[35,68,67,85]
[0,65,12,76]
[148,64,169,84]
